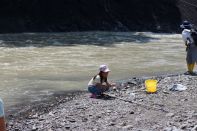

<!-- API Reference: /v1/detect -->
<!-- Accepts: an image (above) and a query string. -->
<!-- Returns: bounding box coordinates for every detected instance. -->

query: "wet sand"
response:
[7,73,197,131]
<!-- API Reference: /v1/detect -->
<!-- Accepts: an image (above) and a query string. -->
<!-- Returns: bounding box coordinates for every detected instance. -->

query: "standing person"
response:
[88,65,116,98]
[180,20,197,75]
[0,98,6,131]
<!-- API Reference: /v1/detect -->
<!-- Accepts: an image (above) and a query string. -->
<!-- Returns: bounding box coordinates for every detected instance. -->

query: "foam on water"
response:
[0,32,187,108]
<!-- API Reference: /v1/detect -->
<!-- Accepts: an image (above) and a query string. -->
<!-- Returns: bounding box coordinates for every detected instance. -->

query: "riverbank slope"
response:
[7,73,197,130]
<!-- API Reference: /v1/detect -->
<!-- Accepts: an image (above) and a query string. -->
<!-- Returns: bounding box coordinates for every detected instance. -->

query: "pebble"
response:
[109,122,116,126]
[32,125,38,131]
[164,126,180,131]
[166,113,175,117]
[32,113,38,119]
[39,118,45,121]
[191,125,197,131]
[122,125,133,129]
[180,98,188,102]
[193,113,197,117]
[163,90,170,94]
[180,124,187,130]
[82,117,88,122]
[48,112,54,116]
[120,122,127,126]
[106,110,112,113]
[14,128,20,131]
[96,115,101,119]
[65,126,70,130]
[129,111,135,114]
[68,119,76,123]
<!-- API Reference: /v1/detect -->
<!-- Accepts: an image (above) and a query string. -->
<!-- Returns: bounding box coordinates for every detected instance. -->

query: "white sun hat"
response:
[99,64,110,72]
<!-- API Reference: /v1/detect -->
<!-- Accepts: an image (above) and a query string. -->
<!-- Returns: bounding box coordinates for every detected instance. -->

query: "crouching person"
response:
[88,65,116,98]
[0,98,6,131]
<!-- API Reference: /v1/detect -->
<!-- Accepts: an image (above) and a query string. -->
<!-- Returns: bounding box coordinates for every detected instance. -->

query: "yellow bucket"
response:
[145,79,157,93]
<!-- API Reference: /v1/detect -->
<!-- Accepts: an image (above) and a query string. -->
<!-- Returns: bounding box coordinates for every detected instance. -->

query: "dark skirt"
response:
[186,45,197,64]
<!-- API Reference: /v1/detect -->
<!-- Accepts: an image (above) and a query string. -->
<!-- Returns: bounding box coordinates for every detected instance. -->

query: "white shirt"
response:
[88,75,101,86]
[182,29,194,45]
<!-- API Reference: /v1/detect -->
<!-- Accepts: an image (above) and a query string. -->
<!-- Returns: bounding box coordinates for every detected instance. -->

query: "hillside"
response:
[0,0,196,33]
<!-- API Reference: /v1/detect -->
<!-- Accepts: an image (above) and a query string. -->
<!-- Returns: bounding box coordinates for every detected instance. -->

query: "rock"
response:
[29,113,38,119]
[32,125,38,131]
[96,115,101,119]
[180,98,188,102]
[109,122,116,126]
[128,81,137,85]
[166,113,175,117]
[65,126,70,130]
[180,124,187,130]
[60,122,65,126]
[68,119,76,123]
[75,103,80,105]
[82,117,88,122]
[163,90,170,94]
[126,85,130,88]
[164,126,181,131]
[171,126,181,131]
[120,122,127,126]
[193,113,197,118]
[121,89,127,91]
[129,111,135,114]
[169,84,187,91]
[186,119,194,124]
[0,0,192,33]
[191,125,197,131]
[128,93,136,97]
[112,86,117,90]
[106,110,112,113]
[48,128,53,131]
[14,128,20,131]
[49,112,54,116]
[39,118,45,121]
[138,99,144,102]
[122,125,133,129]
[177,118,183,122]
[164,127,172,131]
[8,122,14,127]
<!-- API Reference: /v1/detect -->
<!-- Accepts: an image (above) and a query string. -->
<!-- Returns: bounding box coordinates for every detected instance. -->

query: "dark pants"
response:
[88,86,108,95]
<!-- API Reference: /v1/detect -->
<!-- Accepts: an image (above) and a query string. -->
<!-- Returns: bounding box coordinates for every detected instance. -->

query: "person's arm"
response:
[94,75,109,89]
[95,81,115,89]
[106,81,116,88]
[186,38,191,46]
[95,83,109,89]
[185,39,190,51]
[187,37,192,43]
[185,41,188,47]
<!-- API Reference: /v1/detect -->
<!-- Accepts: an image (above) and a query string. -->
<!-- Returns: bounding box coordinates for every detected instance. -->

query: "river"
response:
[0,31,186,108]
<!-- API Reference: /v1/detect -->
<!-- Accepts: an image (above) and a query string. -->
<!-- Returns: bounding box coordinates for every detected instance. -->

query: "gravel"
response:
[7,74,197,131]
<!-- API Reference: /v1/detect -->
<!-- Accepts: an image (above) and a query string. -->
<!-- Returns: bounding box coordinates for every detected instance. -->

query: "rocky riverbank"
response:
[7,73,197,131]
